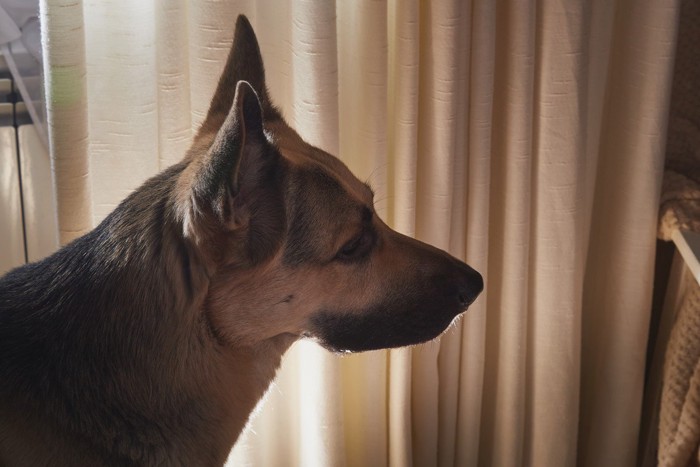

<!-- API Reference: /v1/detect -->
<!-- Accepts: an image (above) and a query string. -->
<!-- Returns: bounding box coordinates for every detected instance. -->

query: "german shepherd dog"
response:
[0,15,483,466]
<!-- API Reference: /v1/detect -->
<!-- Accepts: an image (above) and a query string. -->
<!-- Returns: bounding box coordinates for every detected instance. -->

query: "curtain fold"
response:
[39,1,680,465]
[386,2,419,465]
[40,0,92,244]
[579,2,680,465]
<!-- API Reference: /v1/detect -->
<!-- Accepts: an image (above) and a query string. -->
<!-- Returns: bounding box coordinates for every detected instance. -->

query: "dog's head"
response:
[176,16,483,353]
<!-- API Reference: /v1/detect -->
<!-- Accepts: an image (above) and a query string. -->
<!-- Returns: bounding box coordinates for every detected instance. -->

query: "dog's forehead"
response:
[266,121,373,204]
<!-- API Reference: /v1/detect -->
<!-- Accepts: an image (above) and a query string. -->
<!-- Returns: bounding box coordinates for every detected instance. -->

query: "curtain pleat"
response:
[39,1,681,465]
[82,0,159,223]
[579,2,680,466]
[479,1,535,466]
[454,1,494,465]
[155,0,191,169]
[386,1,420,465]
[525,1,587,465]
[40,0,92,243]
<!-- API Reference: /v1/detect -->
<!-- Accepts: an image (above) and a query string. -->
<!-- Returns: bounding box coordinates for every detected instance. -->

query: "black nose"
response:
[458,270,484,307]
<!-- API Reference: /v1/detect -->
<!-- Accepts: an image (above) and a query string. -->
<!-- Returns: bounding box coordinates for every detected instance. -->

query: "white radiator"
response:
[0,71,58,275]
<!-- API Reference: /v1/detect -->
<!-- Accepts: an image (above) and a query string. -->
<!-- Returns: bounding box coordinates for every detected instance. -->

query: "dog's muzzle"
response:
[309,261,483,353]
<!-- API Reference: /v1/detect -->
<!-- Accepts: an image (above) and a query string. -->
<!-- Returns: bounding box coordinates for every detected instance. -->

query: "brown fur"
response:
[0,15,482,466]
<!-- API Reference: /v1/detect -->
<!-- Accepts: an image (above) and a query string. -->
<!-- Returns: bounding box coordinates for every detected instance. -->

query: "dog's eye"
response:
[337,231,373,261]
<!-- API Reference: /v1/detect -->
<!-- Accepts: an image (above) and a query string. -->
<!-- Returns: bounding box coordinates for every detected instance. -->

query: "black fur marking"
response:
[283,190,321,266]
[0,163,215,462]
[244,153,287,264]
[310,276,462,352]
[282,167,357,266]
[309,238,484,352]
[276,294,294,305]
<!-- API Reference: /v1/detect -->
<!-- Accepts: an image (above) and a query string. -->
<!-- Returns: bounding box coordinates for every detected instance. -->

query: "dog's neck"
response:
[0,165,295,465]
[86,227,294,461]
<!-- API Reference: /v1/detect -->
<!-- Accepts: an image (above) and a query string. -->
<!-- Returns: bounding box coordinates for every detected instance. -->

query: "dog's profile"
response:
[0,15,483,466]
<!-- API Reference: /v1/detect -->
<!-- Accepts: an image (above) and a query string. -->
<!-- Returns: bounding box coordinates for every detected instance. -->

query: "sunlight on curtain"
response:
[40,0,680,465]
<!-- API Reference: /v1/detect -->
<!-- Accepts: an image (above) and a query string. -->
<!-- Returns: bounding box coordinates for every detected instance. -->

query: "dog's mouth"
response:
[305,310,466,353]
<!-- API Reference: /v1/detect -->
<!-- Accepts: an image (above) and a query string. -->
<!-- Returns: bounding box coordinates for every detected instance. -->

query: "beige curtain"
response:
[40,0,680,465]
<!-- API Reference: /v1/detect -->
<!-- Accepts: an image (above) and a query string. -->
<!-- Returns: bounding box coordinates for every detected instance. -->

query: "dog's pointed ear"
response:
[196,15,280,143]
[193,80,276,226]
